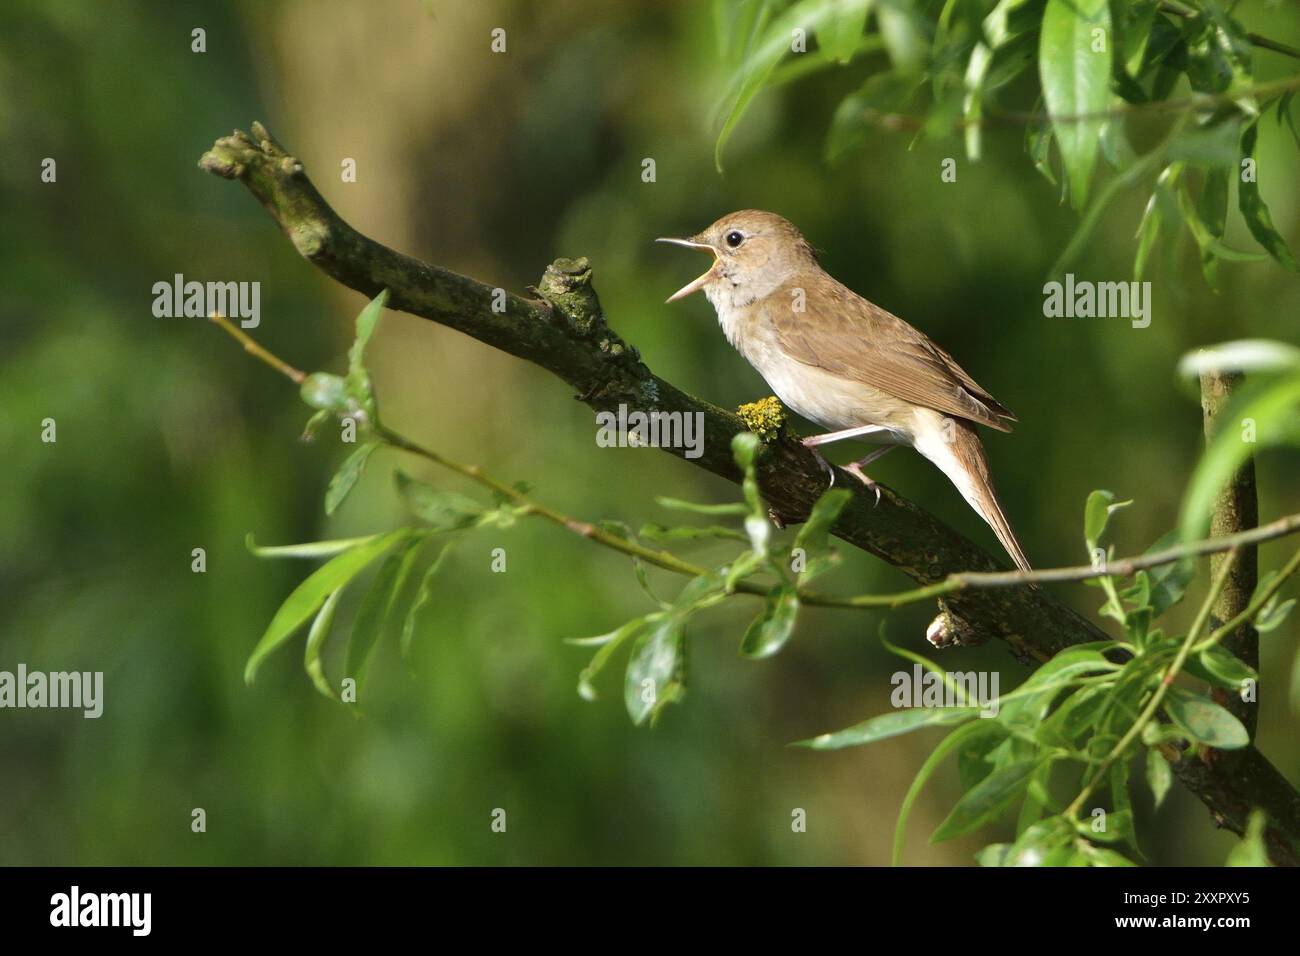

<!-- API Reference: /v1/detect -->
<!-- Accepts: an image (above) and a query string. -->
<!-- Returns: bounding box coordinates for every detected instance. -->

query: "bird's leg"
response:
[800,425,894,496]
[799,437,837,487]
[843,446,895,506]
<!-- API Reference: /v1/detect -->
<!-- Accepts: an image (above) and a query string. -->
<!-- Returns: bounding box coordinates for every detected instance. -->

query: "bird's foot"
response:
[843,461,882,506]
[800,438,836,487]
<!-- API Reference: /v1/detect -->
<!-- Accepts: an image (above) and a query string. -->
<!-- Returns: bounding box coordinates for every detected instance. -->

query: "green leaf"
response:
[1180,372,1300,540]
[1194,166,1228,288]
[893,720,992,865]
[1163,687,1250,749]
[577,615,654,702]
[826,73,921,164]
[343,289,390,422]
[1078,842,1138,866]
[673,568,730,613]
[1145,746,1171,809]
[243,529,414,684]
[325,442,379,516]
[1254,586,1296,633]
[303,587,343,700]
[817,0,868,64]
[1039,0,1113,210]
[932,759,1042,842]
[246,532,383,559]
[1083,489,1130,549]
[962,0,1035,161]
[1027,118,1056,186]
[975,843,1012,867]
[794,486,850,550]
[637,522,747,543]
[624,614,687,726]
[1226,810,1272,866]
[401,542,454,660]
[344,538,421,689]
[1038,683,1108,747]
[1192,643,1258,693]
[349,289,389,374]
[1133,166,1177,281]
[875,0,926,72]
[998,644,1118,736]
[793,487,850,584]
[1144,530,1196,618]
[1177,339,1300,379]
[1176,170,1267,288]
[654,496,748,516]
[395,470,485,530]
[713,0,874,172]
[1108,760,1140,854]
[958,722,1010,791]
[1118,0,1158,77]
[1239,122,1300,272]
[740,584,800,658]
[301,409,331,442]
[1002,815,1075,866]
[797,706,978,750]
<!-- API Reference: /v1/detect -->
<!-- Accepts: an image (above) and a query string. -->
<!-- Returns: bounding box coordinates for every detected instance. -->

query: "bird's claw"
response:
[844,462,882,506]
[801,439,836,488]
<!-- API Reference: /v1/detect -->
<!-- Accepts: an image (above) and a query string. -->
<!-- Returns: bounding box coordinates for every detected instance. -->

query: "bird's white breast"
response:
[709,296,915,443]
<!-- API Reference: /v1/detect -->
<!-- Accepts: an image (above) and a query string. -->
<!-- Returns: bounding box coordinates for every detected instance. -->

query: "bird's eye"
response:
[725,230,745,248]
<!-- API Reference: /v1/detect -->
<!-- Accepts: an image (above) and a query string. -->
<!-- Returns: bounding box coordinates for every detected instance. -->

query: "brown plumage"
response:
[772,277,1017,432]
[659,209,1031,572]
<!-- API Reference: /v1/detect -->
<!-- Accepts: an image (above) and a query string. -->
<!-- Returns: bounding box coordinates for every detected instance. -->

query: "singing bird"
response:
[658,209,1031,572]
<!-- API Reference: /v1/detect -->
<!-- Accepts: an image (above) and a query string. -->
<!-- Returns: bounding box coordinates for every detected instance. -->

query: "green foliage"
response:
[1179,341,1300,541]
[1039,0,1111,210]
[709,0,1300,279]
[794,480,1286,866]
[243,293,1299,868]
[243,528,416,686]
[1226,810,1272,866]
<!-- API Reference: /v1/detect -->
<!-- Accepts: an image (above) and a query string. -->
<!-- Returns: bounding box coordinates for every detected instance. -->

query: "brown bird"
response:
[659,209,1031,572]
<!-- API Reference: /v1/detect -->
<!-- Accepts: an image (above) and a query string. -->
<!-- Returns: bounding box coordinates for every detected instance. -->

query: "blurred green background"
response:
[2,0,1298,866]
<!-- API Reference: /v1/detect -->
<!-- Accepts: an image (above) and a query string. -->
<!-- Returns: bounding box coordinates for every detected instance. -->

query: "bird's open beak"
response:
[656,237,718,303]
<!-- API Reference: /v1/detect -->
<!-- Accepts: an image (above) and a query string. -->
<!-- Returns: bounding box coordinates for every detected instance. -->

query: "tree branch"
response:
[1199,372,1260,732]
[199,123,1300,864]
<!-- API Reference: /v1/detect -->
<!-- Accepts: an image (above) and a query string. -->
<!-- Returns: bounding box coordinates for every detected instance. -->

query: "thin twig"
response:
[1159,0,1300,61]
[863,72,1300,132]
[1196,545,1300,654]
[830,511,1300,607]
[208,312,306,384]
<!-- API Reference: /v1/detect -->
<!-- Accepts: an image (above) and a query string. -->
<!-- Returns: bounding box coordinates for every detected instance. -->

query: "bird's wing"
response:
[772,279,1016,432]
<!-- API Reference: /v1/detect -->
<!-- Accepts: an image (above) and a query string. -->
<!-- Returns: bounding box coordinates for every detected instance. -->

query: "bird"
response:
[658,209,1031,572]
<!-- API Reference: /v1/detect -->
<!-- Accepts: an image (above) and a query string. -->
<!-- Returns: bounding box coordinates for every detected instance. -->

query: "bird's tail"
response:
[914,417,1032,573]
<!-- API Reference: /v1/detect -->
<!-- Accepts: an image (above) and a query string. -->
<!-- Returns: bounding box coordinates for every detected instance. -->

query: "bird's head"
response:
[658,209,818,307]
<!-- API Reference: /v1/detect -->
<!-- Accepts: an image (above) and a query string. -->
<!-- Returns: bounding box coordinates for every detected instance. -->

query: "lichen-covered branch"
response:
[199,123,1300,863]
